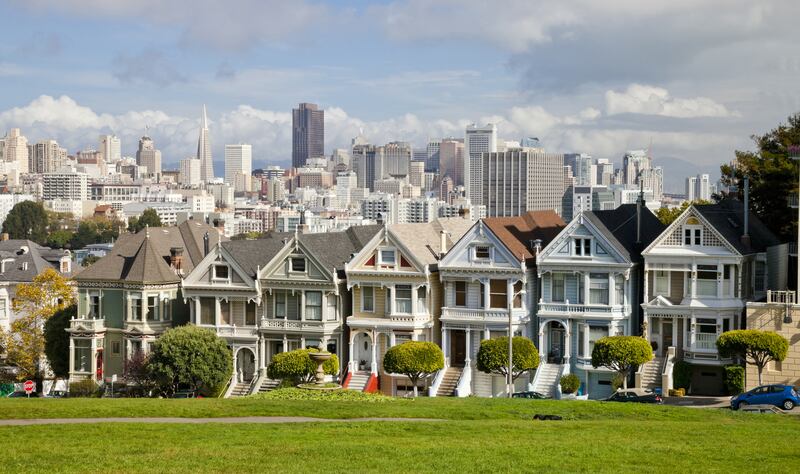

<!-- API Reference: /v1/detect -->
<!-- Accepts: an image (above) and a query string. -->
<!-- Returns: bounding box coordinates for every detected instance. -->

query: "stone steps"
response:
[346,372,370,392]
[436,367,462,397]
[532,363,562,398]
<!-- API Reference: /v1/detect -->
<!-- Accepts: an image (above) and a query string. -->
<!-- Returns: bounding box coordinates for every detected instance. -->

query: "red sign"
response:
[23,380,35,394]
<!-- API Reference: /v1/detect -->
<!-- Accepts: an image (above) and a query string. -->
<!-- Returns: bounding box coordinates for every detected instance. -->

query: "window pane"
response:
[291,258,306,272]
[380,250,395,264]
[276,293,286,318]
[513,281,523,308]
[417,287,426,313]
[220,301,230,325]
[200,297,215,324]
[246,302,257,326]
[475,246,490,259]
[552,274,565,302]
[147,296,158,321]
[489,280,507,308]
[455,281,467,306]
[362,287,374,312]
[305,291,322,320]
[396,285,412,313]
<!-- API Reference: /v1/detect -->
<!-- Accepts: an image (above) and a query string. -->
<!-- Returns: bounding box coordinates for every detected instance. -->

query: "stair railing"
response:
[455,366,471,397]
[428,367,447,396]
[661,346,676,392]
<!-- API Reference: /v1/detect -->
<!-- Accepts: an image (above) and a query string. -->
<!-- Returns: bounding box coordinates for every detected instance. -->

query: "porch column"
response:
[300,291,306,321]
[484,327,490,340]
[563,323,571,366]
[259,337,266,372]
[301,336,306,349]
[194,298,201,324]
[215,298,221,326]
[389,332,396,347]
[716,263,724,298]
[729,267,736,297]
[483,280,490,310]
[689,316,697,349]
[348,334,356,372]
[690,263,697,298]
[68,337,75,377]
[90,337,97,380]
[411,332,418,341]
[464,328,472,366]
[370,329,378,375]
[282,334,288,352]
[643,269,649,304]
[233,349,240,383]
[672,319,678,350]
[538,327,545,363]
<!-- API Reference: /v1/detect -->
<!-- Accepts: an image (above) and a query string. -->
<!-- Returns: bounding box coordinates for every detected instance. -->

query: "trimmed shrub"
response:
[69,379,100,397]
[673,361,692,390]
[724,365,745,395]
[717,330,788,385]
[591,336,652,389]
[147,325,233,397]
[383,341,444,397]
[560,373,580,394]
[266,348,339,384]
[476,336,539,381]
[254,387,395,402]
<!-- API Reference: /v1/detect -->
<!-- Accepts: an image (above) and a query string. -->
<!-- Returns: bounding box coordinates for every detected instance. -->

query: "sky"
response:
[1,0,799,192]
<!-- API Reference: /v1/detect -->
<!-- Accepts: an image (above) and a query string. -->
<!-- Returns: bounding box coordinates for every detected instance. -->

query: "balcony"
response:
[216,325,259,338]
[538,302,616,315]
[260,318,326,332]
[440,307,525,323]
[695,333,718,351]
[68,318,105,332]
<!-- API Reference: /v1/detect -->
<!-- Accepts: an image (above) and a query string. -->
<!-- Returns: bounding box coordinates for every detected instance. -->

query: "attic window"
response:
[573,238,591,256]
[21,262,28,271]
[379,249,396,267]
[212,264,230,280]
[474,245,490,260]
[290,257,306,273]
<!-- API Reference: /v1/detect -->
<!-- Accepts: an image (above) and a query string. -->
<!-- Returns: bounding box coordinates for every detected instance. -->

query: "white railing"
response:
[69,318,105,332]
[428,368,446,397]
[388,313,430,324]
[455,366,471,397]
[440,307,525,322]
[260,318,325,331]
[217,325,259,338]
[695,333,717,350]
[555,363,568,400]
[661,346,676,392]
[767,290,796,305]
[538,302,614,314]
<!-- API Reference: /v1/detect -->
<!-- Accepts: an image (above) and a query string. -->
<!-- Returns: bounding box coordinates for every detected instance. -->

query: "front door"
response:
[237,349,256,382]
[662,321,673,356]
[548,326,565,363]
[450,331,466,367]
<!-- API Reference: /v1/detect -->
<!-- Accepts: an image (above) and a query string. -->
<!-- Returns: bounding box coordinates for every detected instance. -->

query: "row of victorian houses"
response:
[66,197,785,398]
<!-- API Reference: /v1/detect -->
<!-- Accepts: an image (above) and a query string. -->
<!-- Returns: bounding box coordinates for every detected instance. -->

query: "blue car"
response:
[730,385,800,411]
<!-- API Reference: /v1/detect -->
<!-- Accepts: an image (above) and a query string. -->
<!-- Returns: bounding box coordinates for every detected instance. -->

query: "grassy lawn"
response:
[0,397,797,472]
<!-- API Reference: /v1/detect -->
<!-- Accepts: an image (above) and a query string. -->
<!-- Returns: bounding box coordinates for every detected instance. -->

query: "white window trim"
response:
[472,245,491,262]
[289,256,307,273]
[378,248,397,267]
[361,286,375,313]
[572,237,592,257]
[683,225,703,246]
[653,270,671,296]
[212,264,231,281]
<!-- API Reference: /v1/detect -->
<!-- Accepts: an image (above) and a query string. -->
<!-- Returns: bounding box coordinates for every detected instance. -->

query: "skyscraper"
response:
[685,173,710,201]
[224,144,253,185]
[481,150,565,217]
[438,138,465,185]
[197,105,214,182]
[292,102,324,169]
[383,141,411,177]
[1,128,29,172]
[136,135,162,178]
[180,158,201,186]
[29,139,67,173]
[623,149,651,185]
[99,134,121,163]
[425,139,441,172]
[465,123,497,206]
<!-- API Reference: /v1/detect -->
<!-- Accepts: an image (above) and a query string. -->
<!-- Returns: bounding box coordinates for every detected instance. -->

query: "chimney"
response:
[531,239,542,255]
[203,231,210,256]
[170,247,184,273]
[214,219,226,235]
[741,177,751,248]
[440,230,448,256]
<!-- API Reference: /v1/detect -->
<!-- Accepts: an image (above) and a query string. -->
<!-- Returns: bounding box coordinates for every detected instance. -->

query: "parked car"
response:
[172,390,197,399]
[604,388,662,404]
[513,391,550,399]
[730,385,800,411]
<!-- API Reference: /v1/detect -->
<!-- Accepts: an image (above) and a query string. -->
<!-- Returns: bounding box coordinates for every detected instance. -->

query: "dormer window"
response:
[573,238,591,256]
[212,264,230,280]
[289,257,306,273]
[474,245,490,260]
[684,217,702,246]
[379,249,396,267]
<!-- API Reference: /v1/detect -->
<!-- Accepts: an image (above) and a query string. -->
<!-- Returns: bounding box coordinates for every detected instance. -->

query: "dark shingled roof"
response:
[221,233,292,278]
[694,199,780,254]
[0,240,72,282]
[483,210,566,262]
[76,220,222,283]
[587,204,666,263]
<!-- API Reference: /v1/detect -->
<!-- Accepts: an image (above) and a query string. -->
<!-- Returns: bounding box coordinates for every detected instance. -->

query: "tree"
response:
[2,201,49,243]
[716,330,788,386]
[124,350,154,397]
[70,218,121,249]
[476,336,539,382]
[81,255,100,267]
[719,112,800,240]
[43,304,76,379]
[0,269,75,390]
[266,348,340,384]
[147,325,232,396]
[46,229,75,249]
[591,336,653,389]
[655,199,712,226]
[382,341,444,397]
[128,208,162,233]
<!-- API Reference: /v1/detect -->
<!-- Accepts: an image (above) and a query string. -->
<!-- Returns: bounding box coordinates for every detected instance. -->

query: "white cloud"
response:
[605,84,736,118]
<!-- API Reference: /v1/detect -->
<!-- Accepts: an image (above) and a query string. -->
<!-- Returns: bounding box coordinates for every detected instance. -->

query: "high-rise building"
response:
[685,175,697,201]
[179,158,201,186]
[197,105,213,182]
[42,172,89,201]
[224,144,252,185]
[438,138,465,186]
[1,128,29,172]
[99,135,121,163]
[465,123,497,206]
[352,142,384,190]
[639,167,664,202]
[566,153,595,187]
[426,139,441,172]
[292,102,324,169]
[596,158,614,186]
[383,141,412,177]
[685,173,710,201]
[623,149,650,185]
[408,160,425,189]
[29,140,67,173]
[481,150,565,217]
[136,135,162,177]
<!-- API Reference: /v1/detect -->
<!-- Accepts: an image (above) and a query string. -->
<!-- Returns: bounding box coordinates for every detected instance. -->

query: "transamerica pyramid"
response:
[197,104,213,182]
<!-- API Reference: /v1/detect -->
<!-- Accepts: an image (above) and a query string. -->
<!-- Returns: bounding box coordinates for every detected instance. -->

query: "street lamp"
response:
[506,282,526,398]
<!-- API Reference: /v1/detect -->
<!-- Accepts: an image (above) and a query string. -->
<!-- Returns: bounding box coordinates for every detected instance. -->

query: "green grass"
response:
[0,397,798,472]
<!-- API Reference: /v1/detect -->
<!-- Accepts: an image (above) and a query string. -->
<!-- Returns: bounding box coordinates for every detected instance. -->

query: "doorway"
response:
[548,322,566,363]
[237,348,256,382]
[450,330,466,367]
[661,320,674,357]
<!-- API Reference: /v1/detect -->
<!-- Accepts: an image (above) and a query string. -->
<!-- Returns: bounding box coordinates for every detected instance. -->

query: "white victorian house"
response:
[436,211,565,397]
[641,200,779,395]
[536,204,664,399]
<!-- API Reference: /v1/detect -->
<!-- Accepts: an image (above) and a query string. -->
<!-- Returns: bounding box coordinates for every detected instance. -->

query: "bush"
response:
[476,336,539,380]
[560,373,580,394]
[724,365,745,395]
[383,341,444,397]
[147,325,233,396]
[69,379,100,397]
[591,336,652,389]
[266,348,339,384]
[673,361,692,390]
[253,387,395,402]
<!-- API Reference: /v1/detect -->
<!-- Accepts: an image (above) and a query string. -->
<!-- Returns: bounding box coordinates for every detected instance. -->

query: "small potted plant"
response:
[359,359,367,371]
[559,373,581,399]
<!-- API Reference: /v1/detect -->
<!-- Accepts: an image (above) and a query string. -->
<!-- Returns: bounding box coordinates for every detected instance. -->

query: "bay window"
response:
[146,296,158,321]
[88,293,101,319]
[73,339,91,372]
[552,273,565,302]
[696,265,718,297]
[654,270,669,296]
[489,280,507,308]
[395,285,412,314]
[589,273,608,305]
[130,297,142,321]
[305,291,322,320]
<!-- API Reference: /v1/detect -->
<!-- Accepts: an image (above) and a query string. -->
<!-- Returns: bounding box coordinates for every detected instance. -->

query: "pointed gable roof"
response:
[586,204,665,263]
[300,225,382,272]
[221,232,291,278]
[390,219,473,265]
[482,210,566,262]
[694,199,780,253]
[123,233,181,284]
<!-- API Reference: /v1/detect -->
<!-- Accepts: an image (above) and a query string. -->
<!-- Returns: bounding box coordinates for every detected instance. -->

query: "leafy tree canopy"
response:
[716,330,788,386]
[70,218,121,249]
[2,201,49,243]
[43,304,76,379]
[591,336,652,389]
[128,208,162,233]
[476,336,539,381]
[655,200,712,226]
[382,341,444,397]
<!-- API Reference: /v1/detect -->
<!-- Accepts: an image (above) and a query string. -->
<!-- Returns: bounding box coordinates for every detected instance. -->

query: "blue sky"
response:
[2,0,799,191]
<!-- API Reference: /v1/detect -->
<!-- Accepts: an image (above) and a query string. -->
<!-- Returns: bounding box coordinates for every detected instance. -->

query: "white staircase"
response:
[639,356,665,391]
[256,378,281,394]
[229,382,251,398]
[436,367,462,397]
[346,371,370,391]
[532,363,562,398]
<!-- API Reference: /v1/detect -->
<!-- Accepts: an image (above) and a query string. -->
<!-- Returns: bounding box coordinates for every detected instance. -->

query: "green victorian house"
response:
[67,220,223,382]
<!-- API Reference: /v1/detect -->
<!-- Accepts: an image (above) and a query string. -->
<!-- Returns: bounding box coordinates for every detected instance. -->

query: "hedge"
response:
[267,348,339,383]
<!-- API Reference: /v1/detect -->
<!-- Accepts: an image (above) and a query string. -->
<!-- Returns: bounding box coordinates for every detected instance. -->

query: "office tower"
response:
[566,153,595,187]
[383,141,412,177]
[481,150,565,217]
[197,105,213,182]
[42,172,89,201]
[685,175,697,201]
[438,138,465,186]
[29,140,67,173]
[292,102,324,168]
[425,140,441,172]
[224,144,252,185]
[331,149,350,169]
[623,149,651,185]
[596,158,614,186]
[639,167,664,202]
[136,135,162,177]
[99,134,121,163]
[412,148,427,164]
[180,158,201,186]
[1,128,29,172]
[439,176,454,203]
[408,160,425,188]
[465,123,497,205]
[352,142,384,190]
